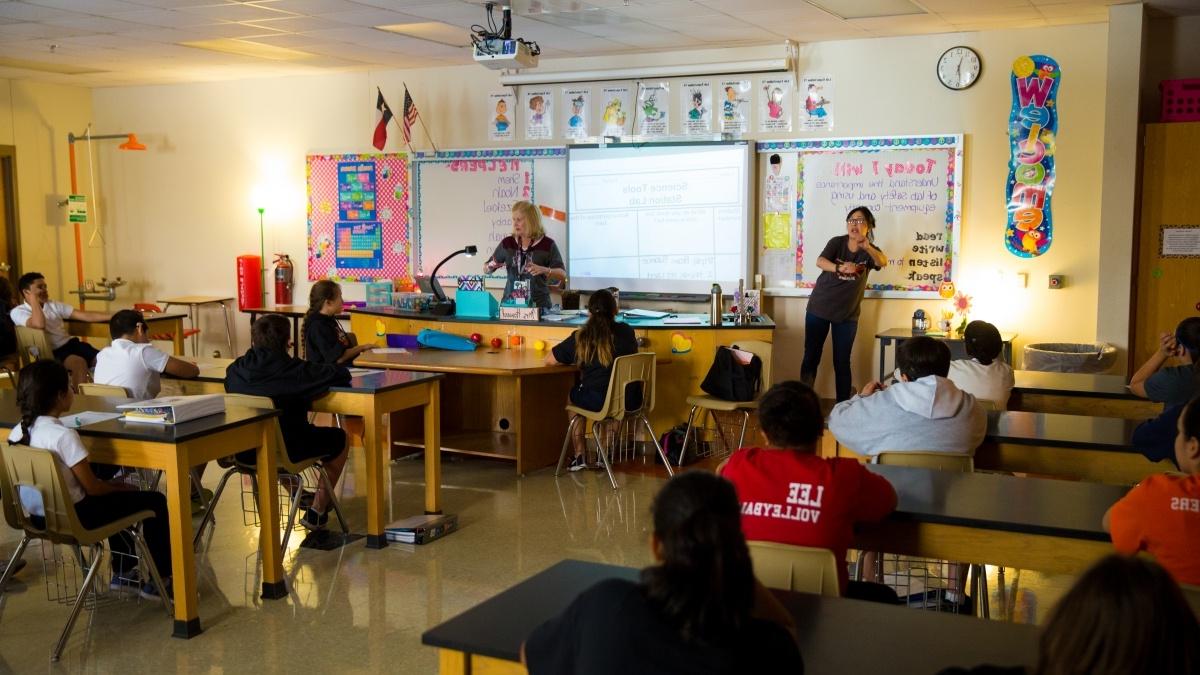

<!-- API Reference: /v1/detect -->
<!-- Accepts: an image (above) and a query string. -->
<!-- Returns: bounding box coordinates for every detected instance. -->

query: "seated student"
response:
[947,320,1014,409]
[1131,402,1185,469]
[521,471,803,674]
[1104,394,1200,586]
[11,272,111,388]
[7,360,172,598]
[1129,317,1200,408]
[225,314,351,529]
[828,336,986,458]
[95,309,200,399]
[302,280,375,365]
[718,380,898,602]
[938,554,1200,675]
[545,289,638,471]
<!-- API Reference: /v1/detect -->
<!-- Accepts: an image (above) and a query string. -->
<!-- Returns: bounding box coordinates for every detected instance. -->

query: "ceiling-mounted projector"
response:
[471,3,540,71]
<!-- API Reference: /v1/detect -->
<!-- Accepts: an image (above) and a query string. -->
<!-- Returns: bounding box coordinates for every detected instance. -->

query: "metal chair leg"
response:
[194,467,238,548]
[555,415,581,477]
[131,529,173,618]
[977,565,991,619]
[317,466,350,534]
[640,415,674,477]
[736,410,750,451]
[591,425,618,490]
[52,545,102,662]
[0,535,30,594]
[677,405,699,469]
[281,476,303,552]
[220,301,235,357]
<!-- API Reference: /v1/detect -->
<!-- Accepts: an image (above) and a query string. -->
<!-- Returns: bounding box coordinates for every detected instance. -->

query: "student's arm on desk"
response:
[71,310,111,322]
[163,355,200,378]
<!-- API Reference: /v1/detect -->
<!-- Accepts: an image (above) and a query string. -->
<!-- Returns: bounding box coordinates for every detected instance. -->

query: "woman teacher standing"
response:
[800,206,888,401]
[485,201,566,311]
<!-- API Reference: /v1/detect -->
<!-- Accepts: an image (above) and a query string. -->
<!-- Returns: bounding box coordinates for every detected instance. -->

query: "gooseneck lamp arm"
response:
[429,245,478,303]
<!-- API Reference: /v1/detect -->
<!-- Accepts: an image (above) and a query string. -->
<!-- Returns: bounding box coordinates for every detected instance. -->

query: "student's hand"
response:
[1158,332,1181,358]
[355,343,375,355]
[860,380,885,397]
[21,288,38,306]
[837,262,858,275]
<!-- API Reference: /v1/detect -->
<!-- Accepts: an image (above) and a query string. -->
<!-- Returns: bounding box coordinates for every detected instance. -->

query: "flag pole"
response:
[402,81,440,154]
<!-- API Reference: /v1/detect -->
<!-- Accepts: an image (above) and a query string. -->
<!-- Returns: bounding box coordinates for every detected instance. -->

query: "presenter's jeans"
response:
[800,312,858,402]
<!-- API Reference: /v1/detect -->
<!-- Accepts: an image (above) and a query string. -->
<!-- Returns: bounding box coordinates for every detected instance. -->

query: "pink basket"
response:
[1161,79,1200,122]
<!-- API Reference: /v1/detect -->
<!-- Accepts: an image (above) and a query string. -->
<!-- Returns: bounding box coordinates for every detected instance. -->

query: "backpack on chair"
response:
[700,346,763,402]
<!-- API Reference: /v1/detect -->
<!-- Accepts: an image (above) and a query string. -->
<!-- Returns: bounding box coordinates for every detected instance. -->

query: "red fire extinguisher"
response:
[274,254,294,305]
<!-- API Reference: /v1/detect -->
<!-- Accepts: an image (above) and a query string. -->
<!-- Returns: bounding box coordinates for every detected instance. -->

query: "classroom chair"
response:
[747,541,841,597]
[15,326,53,368]
[133,303,200,355]
[1182,584,1200,620]
[194,394,348,552]
[554,352,673,490]
[0,443,171,661]
[677,340,772,468]
[78,383,132,398]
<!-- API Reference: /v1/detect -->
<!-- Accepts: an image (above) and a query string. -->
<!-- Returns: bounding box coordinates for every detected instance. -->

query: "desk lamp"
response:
[427,245,477,316]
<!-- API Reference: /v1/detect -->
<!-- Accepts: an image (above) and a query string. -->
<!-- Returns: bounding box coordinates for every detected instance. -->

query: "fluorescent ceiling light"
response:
[807,0,924,19]
[180,39,314,61]
[0,57,105,75]
[375,22,472,47]
[497,58,791,86]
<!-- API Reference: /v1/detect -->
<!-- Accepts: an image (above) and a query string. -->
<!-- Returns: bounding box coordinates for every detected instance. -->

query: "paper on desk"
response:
[664,317,704,325]
[371,348,409,354]
[59,411,123,428]
[624,309,670,319]
[348,368,384,376]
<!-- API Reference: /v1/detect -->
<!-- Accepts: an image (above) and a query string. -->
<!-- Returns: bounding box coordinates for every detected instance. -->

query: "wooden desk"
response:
[0,393,285,638]
[166,362,444,548]
[856,464,1125,576]
[67,313,187,356]
[240,305,349,358]
[422,559,1038,675]
[875,328,1017,381]
[1011,370,1163,420]
[160,295,235,357]
[356,349,575,475]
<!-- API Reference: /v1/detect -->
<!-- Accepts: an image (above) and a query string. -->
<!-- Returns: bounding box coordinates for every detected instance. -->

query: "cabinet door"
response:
[1134,123,1200,369]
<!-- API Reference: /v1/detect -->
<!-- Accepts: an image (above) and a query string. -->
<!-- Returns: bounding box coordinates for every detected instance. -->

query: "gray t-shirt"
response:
[806,235,883,323]
[491,235,564,310]
[1145,365,1199,408]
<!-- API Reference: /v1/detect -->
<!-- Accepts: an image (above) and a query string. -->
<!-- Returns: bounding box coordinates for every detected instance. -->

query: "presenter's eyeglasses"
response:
[847,217,868,225]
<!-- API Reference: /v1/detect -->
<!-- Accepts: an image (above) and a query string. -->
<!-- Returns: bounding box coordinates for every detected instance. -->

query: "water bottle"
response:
[709,283,722,325]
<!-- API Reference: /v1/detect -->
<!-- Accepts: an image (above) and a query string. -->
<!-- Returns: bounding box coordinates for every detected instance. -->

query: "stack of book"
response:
[384,514,458,545]
[116,394,226,424]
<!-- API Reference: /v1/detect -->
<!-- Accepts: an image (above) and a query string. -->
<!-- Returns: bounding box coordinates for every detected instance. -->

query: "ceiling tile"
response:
[652,16,784,41]
[315,7,424,27]
[43,16,157,32]
[848,13,955,33]
[112,8,229,28]
[24,0,149,12]
[0,3,77,22]
[0,22,95,39]
[246,0,365,13]
[243,15,334,32]
[176,2,299,22]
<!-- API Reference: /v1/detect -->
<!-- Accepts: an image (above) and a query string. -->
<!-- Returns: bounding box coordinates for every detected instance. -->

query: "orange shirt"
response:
[1108,473,1200,586]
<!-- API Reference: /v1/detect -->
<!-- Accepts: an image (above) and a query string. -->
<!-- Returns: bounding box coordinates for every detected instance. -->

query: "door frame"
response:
[0,145,19,280]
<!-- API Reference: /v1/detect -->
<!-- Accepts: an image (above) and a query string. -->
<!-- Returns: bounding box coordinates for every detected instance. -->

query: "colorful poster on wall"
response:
[719,79,750,135]
[307,153,408,282]
[524,89,553,140]
[1005,54,1060,258]
[759,75,793,132]
[562,87,589,140]
[599,85,631,136]
[680,81,711,135]
[637,82,669,136]
[801,74,834,131]
[489,90,514,141]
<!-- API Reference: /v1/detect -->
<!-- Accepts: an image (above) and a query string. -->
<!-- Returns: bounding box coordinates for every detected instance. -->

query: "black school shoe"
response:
[567,454,588,472]
[300,507,329,530]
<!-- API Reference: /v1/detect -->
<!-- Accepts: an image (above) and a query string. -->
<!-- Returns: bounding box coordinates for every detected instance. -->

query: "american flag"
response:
[402,87,418,144]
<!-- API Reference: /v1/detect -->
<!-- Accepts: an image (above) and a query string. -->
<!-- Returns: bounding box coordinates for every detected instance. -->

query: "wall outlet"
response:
[1048,274,1065,289]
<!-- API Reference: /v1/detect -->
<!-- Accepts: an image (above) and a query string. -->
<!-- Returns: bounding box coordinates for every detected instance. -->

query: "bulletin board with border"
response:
[306,152,409,282]
[756,135,963,299]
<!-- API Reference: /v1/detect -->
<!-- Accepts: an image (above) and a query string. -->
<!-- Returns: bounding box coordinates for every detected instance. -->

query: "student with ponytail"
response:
[1130,316,1200,408]
[302,280,375,365]
[6,360,172,598]
[522,472,803,674]
[545,289,638,471]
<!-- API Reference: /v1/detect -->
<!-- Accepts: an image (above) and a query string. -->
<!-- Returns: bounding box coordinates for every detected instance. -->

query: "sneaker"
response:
[139,579,173,602]
[190,488,215,515]
[300,507,329,530]
[567,454,588,472]
[110,569,142,592]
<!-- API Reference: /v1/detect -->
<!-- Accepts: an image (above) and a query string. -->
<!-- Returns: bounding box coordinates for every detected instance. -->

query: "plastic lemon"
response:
[533,339,546,351]
[1013,56,1034,78]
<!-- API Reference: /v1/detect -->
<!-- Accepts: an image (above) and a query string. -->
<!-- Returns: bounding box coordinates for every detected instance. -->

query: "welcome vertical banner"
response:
[1005,55,1060,258]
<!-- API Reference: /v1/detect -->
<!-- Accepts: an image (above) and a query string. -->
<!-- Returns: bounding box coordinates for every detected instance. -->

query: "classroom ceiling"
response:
[0,0,1191,87]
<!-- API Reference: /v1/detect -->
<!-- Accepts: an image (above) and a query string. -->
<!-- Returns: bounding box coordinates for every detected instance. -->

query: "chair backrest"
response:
[1182,584,1200,619]
[976,399,1001,412]
[730,340,773,393]
[78,383,132,397]
[133,303,163,314]
[747,540,841,597]
[15,326,53,368]
[0,442,87,545]
[877,451,974,473]
[222,393,300,472]
[597,352,656,421]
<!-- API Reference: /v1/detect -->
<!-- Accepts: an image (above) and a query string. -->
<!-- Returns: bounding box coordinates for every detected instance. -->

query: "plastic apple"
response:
[469,332,483,344]
[489,337,503,349]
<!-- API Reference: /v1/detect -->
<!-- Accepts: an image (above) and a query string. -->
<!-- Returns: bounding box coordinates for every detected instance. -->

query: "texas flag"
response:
[372,88,393,150]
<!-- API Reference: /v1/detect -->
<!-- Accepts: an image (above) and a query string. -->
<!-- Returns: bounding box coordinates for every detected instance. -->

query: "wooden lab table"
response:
[874,328,1017,381]
[1010,370,1163,420]
[168,362,444,548]
[422,559,1039,675]
[67,313,188,356]
[856,464,1126,576]
[356,349,575,475]
[0,393,285,638]
[159,295,236,357]
[239,305,349,358]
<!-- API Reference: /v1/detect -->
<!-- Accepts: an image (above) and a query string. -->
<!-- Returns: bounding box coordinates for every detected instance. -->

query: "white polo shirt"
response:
[94,338,171,400]
[7,416,89,506]
[11,301,75,349]
[947,358,1015,408]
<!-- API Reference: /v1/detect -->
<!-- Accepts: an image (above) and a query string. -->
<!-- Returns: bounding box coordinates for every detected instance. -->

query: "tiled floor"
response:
[0,450,1075,672]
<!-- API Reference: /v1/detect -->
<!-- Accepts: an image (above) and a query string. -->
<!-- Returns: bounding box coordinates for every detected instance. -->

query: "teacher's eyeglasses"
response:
[847,218,868,225]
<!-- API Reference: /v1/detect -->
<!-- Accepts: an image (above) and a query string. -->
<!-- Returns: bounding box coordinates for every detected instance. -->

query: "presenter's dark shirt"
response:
[303,312,354,365]
[524,578,804,675]
[490,235,564,310]
[806,234,884,323]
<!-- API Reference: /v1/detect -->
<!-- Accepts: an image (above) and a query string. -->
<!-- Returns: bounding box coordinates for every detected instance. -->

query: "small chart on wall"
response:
[412,148,566,281]
[307,153,409,281]
[757,135,963,299]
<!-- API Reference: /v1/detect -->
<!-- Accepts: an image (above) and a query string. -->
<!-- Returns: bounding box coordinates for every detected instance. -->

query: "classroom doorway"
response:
[0,146,19,282]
